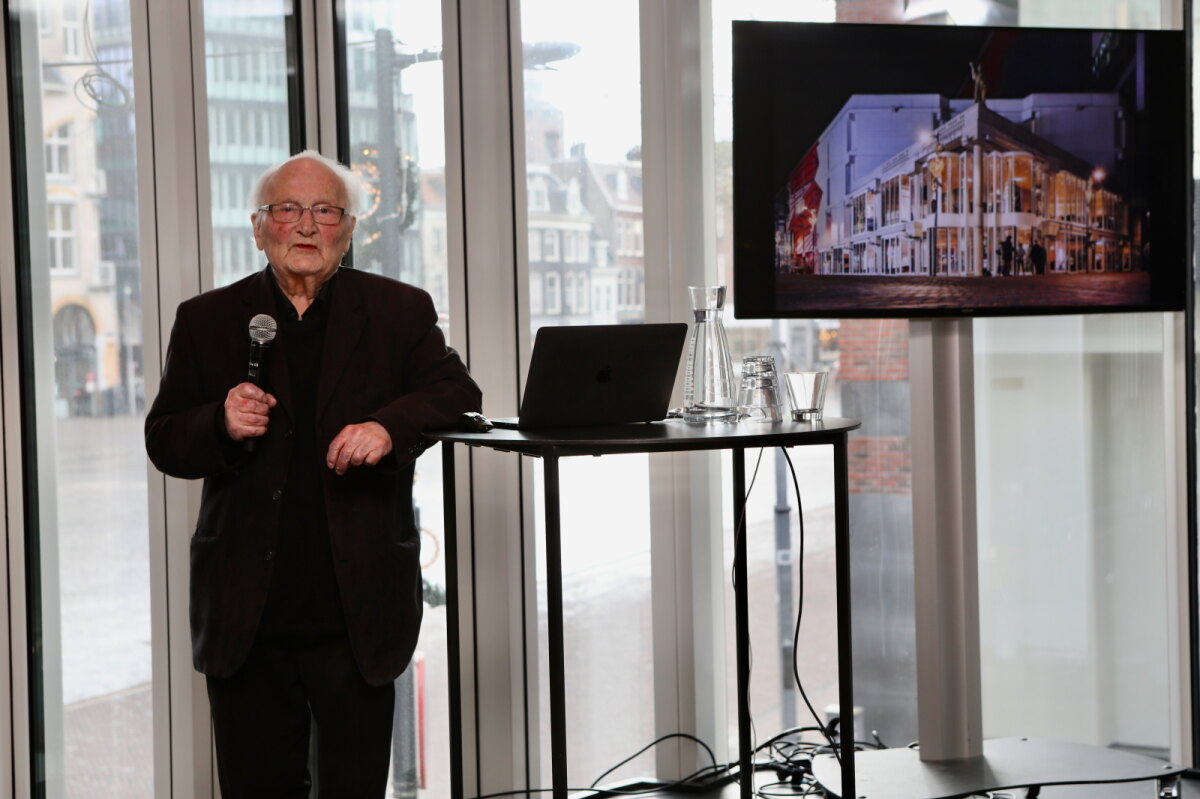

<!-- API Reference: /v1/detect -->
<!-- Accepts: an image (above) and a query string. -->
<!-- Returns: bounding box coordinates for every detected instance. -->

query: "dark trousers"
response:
[206,637,395,799]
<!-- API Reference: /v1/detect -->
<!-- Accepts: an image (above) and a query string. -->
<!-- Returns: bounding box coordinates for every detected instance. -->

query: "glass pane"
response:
[12,0,152,793]
[340,3,452,796]
[1020,0,1161,27]
[1195,0,1200,764]
[203,0,295,288]
[717,0,1180,773]
[977,0,1175,757]
[975,313,1173,752]
[521,0,653,788]
[713,0,881,767]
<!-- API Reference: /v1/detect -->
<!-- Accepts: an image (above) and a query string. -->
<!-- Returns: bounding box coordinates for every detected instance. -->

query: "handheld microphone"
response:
[244,314,277,453]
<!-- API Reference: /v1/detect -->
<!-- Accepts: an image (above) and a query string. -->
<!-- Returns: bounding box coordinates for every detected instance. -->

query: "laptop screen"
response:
[492,323,687,429]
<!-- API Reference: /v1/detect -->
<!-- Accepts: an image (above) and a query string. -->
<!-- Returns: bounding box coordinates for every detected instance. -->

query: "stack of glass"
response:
[737,355,783,423]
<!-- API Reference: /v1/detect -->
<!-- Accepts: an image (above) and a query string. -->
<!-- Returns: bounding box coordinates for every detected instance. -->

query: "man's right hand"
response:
[224,382,277,441]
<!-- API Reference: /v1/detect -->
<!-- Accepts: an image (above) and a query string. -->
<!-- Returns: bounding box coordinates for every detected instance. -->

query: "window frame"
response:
[0,2,1185,797]
[45,201,76,276]
[44,121,70,179]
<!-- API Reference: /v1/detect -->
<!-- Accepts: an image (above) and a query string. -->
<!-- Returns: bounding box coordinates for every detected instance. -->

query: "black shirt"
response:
[256,271,346,642]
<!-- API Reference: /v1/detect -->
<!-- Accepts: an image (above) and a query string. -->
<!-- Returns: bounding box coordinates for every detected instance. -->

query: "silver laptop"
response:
[490,323,687,430]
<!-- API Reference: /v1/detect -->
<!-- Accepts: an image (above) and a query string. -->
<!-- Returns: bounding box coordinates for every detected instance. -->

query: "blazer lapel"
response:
[243,267,294,424]
[315,269,365,424]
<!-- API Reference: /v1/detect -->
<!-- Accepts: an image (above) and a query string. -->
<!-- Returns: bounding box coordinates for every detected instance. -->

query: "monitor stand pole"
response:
[909,316,984,761]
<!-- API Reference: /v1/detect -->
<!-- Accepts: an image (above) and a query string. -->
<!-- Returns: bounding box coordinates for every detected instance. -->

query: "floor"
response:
[590,771,1200,799]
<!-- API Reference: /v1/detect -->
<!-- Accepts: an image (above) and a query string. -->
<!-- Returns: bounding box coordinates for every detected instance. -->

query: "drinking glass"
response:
[783,371,829,421]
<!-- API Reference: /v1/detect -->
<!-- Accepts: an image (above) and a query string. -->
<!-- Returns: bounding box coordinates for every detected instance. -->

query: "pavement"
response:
[52,416,153,796]
[63,684,152,798]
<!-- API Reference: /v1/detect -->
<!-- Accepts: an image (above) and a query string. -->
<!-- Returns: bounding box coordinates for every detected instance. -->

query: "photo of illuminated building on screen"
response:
[777,91,1137,281]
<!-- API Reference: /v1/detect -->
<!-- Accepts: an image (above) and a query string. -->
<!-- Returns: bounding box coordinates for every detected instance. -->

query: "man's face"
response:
[252,158,356,285]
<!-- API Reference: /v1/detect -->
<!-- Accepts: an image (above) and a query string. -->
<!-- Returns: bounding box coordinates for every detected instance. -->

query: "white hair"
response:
[249,149,367,217]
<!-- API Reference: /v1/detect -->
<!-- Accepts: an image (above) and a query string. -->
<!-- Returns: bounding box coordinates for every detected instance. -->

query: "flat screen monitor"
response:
[731,21,1190,319]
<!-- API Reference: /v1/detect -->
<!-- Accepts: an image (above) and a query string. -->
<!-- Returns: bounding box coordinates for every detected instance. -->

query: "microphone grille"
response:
[249,313,277,343]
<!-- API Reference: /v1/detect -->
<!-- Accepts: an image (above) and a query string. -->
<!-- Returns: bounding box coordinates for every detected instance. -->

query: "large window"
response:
[11,0,152,794]
[711,0,851,761]
[340,3,454,795]
[521,0,653,787]
[0,2,1187,797]
[203,0,295,287]
[1194,0,1200,765]
[712,0,1184,772]
[976,1,1178,757]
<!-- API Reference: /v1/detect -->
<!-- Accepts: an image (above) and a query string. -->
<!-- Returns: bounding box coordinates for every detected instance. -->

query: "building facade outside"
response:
[45,0,142,418]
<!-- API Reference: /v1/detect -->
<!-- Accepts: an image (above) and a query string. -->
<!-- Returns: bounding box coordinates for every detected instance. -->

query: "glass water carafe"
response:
[683,285,737,423]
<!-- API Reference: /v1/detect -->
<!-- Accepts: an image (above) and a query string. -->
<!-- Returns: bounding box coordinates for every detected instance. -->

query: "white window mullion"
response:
[306,0,330,155]
[140,0,213,795]
[639,0,727,781]
[445,0,534,793]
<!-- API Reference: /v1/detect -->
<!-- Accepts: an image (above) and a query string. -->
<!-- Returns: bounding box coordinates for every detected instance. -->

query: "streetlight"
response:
[865,188,878,272]
[368,31,581,281]
[367,31,582,796]
[928,146,945,275]
[1085,166,1106,272]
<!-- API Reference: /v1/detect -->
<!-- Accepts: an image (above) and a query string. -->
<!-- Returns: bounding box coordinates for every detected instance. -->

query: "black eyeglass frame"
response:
[257,203,349,225]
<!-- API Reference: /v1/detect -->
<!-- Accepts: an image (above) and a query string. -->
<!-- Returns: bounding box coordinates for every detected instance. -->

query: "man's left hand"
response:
[327,421,393,475]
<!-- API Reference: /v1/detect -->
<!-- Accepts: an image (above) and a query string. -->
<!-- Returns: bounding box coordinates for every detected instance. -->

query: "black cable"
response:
[780,447,841,763]
[732,447,767,783]
[754,779,823,797]
[755,725,826,753]
[678,761,736,784]
[731,447,767,591]
[588,732,718,789]
[735,448,878,794]
[458,735,737,799]
[466,764,735,799]
[73,1,132,111]
[470,453,766,799]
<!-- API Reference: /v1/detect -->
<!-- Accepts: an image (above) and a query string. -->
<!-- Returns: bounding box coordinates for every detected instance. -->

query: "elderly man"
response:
[145,150,481,797]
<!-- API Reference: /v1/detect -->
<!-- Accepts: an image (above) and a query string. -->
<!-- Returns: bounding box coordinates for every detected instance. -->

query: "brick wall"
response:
[839,319,910,495]
[838,319,909,382]
[838,316,917,742]
[850,437,911,493]
[835,0,904,23]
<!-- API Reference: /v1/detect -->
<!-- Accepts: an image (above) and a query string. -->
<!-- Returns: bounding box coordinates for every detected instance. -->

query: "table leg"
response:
[834,435,856,798]
[442,442,464,799]
[732,447,752,799]
[544,451,568,798]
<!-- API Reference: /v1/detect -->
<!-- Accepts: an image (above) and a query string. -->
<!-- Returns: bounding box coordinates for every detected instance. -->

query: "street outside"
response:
[530,444,841,789]
[51,416,841,796]
[55,415,153,796]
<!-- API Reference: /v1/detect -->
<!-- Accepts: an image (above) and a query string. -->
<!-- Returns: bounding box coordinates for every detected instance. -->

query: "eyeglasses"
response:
[257,203,348,225]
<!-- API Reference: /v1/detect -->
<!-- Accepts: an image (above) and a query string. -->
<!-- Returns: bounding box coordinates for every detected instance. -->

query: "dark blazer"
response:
[145,266,481,686]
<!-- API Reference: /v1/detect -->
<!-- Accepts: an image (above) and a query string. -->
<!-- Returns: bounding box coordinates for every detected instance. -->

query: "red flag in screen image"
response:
[788,141,822,273]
